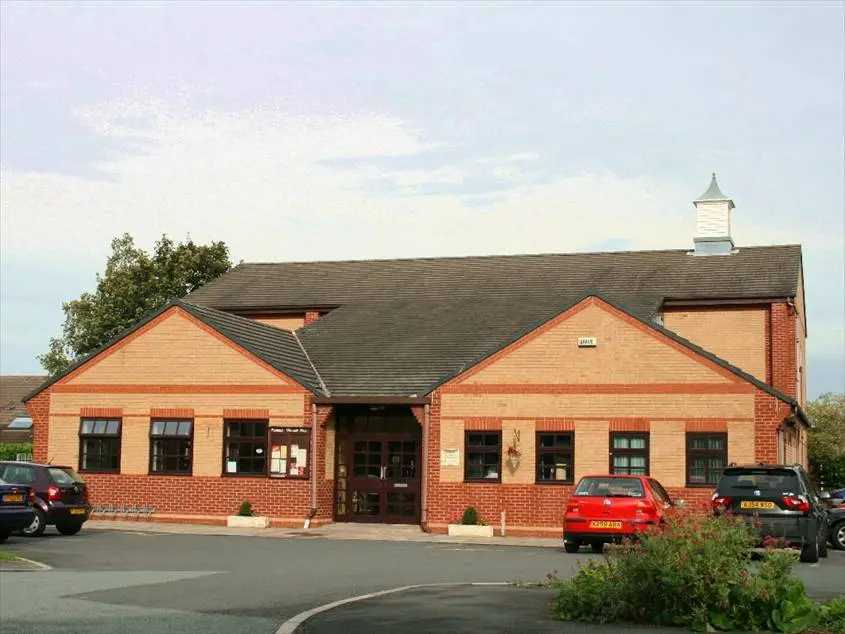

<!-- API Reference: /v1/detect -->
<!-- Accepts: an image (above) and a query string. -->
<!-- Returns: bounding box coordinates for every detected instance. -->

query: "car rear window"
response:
[575,477,645,498]
[0,464,36,484]
[718,469,800,495]
[48,467,84,485]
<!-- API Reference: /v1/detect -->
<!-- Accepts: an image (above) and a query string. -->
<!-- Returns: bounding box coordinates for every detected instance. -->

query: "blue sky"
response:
[1,1,843,396]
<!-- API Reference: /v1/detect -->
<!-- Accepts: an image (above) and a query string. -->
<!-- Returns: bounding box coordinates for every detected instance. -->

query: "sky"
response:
[0,1,843,397]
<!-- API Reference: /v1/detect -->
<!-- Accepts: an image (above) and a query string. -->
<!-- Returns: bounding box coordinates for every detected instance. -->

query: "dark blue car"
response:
[0,478,35,542]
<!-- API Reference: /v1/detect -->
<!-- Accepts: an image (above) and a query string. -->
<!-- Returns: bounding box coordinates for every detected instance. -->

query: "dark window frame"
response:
[78,418,122,473]
[609,432,650,476]
[464,431,502,483]
[149,419,194,476]
[222,419,269,477]
[535,431,575,484]
[269,427,312,479]
[686,432,728,487]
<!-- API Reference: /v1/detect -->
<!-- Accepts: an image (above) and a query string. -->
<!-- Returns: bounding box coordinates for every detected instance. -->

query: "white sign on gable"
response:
[578,336,597,348]
[441,449,460,467]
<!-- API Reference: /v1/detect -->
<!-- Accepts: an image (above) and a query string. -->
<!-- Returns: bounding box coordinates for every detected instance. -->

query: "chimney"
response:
[693,173,735,256]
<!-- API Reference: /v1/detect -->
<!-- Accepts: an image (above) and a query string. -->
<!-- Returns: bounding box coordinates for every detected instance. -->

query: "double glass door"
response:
[336,434,420,523]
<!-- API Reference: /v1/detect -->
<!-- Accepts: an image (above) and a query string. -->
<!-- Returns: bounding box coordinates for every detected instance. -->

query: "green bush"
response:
[461,507,478,525]
[556,509,821,632]
[0,443,32,461]
[819,596,845,634]
[237,501,255,517]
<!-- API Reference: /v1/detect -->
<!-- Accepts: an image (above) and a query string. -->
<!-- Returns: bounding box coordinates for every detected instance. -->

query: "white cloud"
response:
[1,98,840,273]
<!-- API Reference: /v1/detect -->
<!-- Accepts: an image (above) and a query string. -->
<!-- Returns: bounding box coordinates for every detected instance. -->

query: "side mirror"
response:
[819,491,831,500]
[674,499,685,507]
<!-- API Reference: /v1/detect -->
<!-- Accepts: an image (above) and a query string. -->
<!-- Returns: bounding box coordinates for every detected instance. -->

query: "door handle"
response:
[380,466,386,480]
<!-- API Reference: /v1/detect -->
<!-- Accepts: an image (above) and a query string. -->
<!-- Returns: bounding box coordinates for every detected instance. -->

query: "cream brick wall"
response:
[502,420,536,484]
[727,421,755,466]
[650,421,687,487]
[67,312,291,386]
[251,315,305,330]
[121,416,149,474]
[194,417,224,476]
[439,420,465,483]
[464,303,731,385]
[574,420,609,479]
[47,415,79,466]
[440,393,755,420]
[50,393,305,417]
[663,308,767,381]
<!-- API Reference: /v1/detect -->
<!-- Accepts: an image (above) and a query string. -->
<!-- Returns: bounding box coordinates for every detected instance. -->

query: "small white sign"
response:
[441,449,460,467]
[578,336,597,347]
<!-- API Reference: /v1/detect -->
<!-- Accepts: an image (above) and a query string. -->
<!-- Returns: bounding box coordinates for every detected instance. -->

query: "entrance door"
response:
[337,435,420,523]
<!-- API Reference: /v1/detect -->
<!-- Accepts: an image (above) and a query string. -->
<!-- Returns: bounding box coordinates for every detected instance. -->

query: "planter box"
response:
[226,515,270,528]
[447,524,494,537]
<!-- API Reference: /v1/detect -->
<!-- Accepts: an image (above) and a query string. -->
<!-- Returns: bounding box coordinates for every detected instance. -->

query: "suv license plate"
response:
[740,501,775,510]
[590,521,622,529]
[2,494,24,503]
[69,508,86,515]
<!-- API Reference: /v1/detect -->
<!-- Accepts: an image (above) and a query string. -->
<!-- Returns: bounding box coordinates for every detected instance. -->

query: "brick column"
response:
[25,390,50,463]
[770,302,797,400]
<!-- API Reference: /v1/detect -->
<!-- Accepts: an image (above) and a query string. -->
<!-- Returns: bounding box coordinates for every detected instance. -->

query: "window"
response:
[686,433,727,486]
[464,432,501,482]
[610,433,649,475]
[8,417,33,430]
[536,432,574,483]
[269,427,311,478]
[150,420,193,475]
[0,463,36,484]
[223,420,267,475]
[648,478,672,506]
[79,419,121,472]
[575,476,645,498]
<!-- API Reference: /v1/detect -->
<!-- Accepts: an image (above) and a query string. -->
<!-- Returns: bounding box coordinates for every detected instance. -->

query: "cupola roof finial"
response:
[697,173,729,202]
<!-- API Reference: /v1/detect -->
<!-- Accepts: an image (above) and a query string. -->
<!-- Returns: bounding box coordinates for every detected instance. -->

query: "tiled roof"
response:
[0,375,44,442]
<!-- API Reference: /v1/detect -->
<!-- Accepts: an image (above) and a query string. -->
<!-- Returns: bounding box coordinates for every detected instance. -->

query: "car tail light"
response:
[48,485,62,502]
[636,500,658,518]
[711,494,733,511]
[782,495,810,513]
[566,500,580,514]
[28,490,36,503]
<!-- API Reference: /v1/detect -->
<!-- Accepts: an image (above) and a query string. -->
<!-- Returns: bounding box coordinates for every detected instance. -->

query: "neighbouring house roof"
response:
[24,301,324,401]
[0,375,44,442]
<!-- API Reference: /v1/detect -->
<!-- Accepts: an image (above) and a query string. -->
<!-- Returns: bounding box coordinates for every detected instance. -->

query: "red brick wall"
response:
[25,390,50,463]
[770,302,797,400]
[304,311,321,326]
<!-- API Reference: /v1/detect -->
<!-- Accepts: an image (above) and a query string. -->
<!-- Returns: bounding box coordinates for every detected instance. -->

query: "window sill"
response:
[535,480,574,485]
[221,473,271,478]
[148,471,194,477]
[270,475,309,480]
[463,478,502,484]
[685,482,718,488]
[78,469,121,474]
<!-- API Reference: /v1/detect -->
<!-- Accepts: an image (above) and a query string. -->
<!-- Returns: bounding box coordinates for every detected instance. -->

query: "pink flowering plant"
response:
[555,506,821,632]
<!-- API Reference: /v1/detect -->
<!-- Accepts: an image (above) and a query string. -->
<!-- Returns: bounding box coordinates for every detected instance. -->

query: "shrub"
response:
[556,509,821,632]
[461,507,478,525]
[819,596,845,634]
[0,443,33,461]
[237,501,255,517]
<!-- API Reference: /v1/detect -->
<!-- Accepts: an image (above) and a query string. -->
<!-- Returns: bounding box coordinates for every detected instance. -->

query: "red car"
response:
[563,474,677,553]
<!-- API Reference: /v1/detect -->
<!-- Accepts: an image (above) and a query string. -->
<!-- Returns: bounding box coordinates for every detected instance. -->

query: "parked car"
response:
[0,461,90,537]
[826,506,845,550]
[563,474,677,553]
[711,464,828,563]
[0,477,35,543]
[827,488,845,507]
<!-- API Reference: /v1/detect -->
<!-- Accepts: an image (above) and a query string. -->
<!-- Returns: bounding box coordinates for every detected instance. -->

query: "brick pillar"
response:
[770,302,797,400]
[25,390,50,463]
[304,311,321,326]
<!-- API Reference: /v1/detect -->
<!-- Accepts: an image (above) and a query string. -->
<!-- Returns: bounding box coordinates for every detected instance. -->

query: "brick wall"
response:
[26,390,50,463]
[770,302,798,400]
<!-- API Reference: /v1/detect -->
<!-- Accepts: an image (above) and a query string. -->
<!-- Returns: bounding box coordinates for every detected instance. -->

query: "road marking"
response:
[275,581,508,634]
[0,555,52,572]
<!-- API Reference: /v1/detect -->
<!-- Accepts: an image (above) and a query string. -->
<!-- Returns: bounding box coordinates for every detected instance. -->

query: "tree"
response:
[807,392,845,489]
[39,233,231,375]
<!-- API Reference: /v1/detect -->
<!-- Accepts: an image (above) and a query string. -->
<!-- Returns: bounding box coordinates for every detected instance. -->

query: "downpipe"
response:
[306,403,318,529]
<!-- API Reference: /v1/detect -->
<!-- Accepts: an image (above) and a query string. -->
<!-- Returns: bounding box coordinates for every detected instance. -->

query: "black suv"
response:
[712,464,828,562]
[0,461,90,537]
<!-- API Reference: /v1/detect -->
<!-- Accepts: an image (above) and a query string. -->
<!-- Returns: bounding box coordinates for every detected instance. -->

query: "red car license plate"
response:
[589,520,623,529]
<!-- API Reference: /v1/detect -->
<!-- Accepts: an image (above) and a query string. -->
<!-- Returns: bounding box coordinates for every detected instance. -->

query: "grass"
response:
[0,550,20,562]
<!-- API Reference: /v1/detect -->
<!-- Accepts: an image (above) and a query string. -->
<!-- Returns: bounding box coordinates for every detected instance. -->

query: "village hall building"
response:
[25,176,812,536]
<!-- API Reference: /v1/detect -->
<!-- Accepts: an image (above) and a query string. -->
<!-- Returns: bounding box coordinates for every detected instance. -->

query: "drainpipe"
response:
[420,403,430,531]
[306,403,318,529]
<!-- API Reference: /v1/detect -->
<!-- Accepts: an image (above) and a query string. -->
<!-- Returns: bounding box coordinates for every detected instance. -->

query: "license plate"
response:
[1,494,23,503]
[590,520,623,529]
[740,501,776,510]
[69,508,86,515]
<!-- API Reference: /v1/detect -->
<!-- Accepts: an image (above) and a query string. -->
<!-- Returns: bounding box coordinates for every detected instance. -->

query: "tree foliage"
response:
[39,233,231,376]
[807,392,845,489]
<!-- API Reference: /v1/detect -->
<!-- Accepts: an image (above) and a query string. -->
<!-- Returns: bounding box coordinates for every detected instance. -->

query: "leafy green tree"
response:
[39,233,231,376]
[807,392,845,489]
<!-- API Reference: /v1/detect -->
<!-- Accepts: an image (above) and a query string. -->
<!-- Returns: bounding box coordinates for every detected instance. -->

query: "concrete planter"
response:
[226,515,270,528]
[447,524,494,537]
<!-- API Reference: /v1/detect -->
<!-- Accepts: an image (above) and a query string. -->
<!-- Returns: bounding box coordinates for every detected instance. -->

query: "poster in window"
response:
[226,460,238,473]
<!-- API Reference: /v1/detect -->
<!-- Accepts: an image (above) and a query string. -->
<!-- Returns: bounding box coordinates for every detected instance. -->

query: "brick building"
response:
[24,176,811,535]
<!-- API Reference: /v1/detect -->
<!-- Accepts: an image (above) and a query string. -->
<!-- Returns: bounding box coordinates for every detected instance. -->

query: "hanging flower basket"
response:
[506,429,521,470]
[507,450,520,470]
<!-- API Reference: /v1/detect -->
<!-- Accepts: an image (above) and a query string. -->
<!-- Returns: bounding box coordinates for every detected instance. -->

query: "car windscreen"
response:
[574,477,645,498]
[717,469,801,496]
[47,467,84,485]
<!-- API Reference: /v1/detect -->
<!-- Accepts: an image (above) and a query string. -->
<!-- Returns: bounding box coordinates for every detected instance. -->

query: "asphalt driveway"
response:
[1,528,843,634]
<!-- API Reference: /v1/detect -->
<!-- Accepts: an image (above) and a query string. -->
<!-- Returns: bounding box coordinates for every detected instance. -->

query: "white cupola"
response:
[693,173,735,256]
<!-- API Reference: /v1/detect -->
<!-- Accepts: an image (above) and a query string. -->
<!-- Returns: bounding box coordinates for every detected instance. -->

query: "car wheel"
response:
[564,540,581,553]
[799,537,820,563]
[20,508,46,537]
[0,530,10,543]
[819,533,828,558]
[56,523,83,536]
[591,542,604,554]
[831,521,845,551]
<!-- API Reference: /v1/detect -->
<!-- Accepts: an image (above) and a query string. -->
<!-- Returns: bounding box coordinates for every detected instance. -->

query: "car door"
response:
[798,468,827,541]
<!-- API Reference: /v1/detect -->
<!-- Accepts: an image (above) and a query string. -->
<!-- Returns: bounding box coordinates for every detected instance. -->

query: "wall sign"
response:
[578,337,597,347]
[441,449,460,467]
